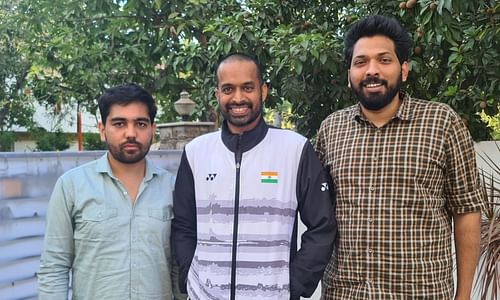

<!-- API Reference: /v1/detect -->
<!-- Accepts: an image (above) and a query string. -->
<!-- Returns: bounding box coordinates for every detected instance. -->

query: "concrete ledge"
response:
[157,122,216,150]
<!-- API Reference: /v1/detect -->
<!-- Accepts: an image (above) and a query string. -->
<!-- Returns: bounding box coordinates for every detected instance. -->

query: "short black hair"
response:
[344,15,412,66]
[214,53,264,86]
[98,83,157,124]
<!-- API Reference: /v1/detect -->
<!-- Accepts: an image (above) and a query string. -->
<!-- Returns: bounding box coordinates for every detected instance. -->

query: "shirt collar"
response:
[350,92,413,122]
[396,92,412,121]
[96,152,159,181]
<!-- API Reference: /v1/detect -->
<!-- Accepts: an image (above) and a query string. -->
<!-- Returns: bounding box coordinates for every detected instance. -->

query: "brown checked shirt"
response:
[316,94,484,299]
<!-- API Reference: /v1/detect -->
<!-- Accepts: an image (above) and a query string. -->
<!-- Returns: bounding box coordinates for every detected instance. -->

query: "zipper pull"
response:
[235,135,242,170]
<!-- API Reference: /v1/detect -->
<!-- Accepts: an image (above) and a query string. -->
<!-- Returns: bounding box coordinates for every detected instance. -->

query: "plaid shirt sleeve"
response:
[315,119,328,166]
[444,110,485,213]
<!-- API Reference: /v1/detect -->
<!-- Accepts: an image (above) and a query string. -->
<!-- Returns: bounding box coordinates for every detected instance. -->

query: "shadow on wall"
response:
[0,150,182,300]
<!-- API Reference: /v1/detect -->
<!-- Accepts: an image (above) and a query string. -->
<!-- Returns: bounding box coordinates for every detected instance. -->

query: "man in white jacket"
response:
[173,53,337,300]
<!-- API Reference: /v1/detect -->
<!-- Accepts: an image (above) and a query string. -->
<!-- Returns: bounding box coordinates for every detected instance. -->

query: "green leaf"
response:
[311,48,319,59]
[448,52,459,64]
[156,76,167,89]
[223,42,231,54]
[234,31,243,43]
[320,53,327,65]
[444,85,458,96]
[437,0,445,15]
[443,0,453,13]
[154,0,162,10]
[295,61,303,74]
[463,39,475,51]
[422,11,433,26]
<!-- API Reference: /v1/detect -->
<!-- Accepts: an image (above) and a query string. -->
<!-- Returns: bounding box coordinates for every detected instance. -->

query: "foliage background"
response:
[0,0,499,146]
[481,106,500,140]
[33,128,71,151]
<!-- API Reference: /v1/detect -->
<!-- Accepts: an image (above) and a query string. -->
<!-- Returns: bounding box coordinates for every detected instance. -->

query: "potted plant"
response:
[474,141,500,300]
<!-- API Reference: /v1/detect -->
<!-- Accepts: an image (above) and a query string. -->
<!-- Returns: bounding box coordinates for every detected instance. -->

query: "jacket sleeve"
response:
[37,177,74,300]
[172,150,197,293]
[290,142,337,299]
[170,238,188,300]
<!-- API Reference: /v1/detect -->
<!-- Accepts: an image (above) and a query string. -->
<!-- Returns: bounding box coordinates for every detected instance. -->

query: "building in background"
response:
[11,104,98,152]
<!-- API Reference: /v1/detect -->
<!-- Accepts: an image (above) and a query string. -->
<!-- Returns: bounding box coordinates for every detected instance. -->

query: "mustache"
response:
[121,139,141,147]
[225,101,252,109]
[361,77,387,86]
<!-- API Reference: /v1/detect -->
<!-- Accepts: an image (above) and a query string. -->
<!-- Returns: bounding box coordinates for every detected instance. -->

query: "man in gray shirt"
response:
[38,83,185,299]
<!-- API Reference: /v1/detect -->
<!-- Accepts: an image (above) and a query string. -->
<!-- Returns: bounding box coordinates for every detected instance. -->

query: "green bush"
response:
[480,106,500,140]
[83,132,106,150]
[0,132,16,151]
[33,128,70,151]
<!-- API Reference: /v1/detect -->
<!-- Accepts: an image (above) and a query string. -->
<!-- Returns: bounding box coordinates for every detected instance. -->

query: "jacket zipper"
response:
[230,135,242,300]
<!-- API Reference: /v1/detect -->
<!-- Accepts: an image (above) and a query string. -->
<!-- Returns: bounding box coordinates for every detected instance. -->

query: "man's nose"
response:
[365,60,380,77]
[125,123,137,138]
[232,88,246,102]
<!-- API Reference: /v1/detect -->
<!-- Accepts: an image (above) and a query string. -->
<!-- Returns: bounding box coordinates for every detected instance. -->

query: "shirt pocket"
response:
[76,205,119,241]
[143,205,174,255]
[83,206,118,221]
[148,205,173,222]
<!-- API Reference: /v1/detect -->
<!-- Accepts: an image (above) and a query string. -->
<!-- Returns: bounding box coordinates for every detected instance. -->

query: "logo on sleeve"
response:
[321,182,329,192]
[206,173,217,181]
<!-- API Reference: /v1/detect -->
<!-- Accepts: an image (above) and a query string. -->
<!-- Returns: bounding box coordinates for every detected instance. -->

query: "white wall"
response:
[475,141,500,178]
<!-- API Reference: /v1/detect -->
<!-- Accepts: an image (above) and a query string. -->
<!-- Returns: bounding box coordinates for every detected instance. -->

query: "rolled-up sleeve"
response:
[444,112,485,213]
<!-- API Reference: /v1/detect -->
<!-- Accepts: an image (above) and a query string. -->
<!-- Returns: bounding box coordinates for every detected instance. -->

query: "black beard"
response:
[106,138,151,164]
[220,96,263,129]
[351,76,402,111]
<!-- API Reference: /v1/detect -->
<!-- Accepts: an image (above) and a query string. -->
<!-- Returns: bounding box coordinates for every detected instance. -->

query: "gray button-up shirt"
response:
[38,153,184,300]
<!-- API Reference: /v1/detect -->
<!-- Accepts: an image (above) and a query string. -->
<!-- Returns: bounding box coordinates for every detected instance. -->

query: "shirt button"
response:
[368,218,373,223]
[369,186,375,192]
[367,248,373,254]
[373,156,378,161]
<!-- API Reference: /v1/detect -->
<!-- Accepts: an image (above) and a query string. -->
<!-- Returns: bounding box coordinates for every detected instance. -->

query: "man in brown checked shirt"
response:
[316,15,484,299]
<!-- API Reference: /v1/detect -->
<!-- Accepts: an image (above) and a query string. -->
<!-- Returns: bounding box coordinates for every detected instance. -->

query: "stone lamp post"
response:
[157,90,216,150]
[173,90,196,121]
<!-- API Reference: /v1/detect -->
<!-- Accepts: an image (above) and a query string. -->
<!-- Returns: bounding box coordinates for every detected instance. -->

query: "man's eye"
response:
[112,122,124,127]
[222,87,232,94]
[243,86,254,92]
[137,122,148,127]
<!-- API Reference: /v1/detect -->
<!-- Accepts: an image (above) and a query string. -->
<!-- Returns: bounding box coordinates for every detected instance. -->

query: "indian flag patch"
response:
[261,171,278,184]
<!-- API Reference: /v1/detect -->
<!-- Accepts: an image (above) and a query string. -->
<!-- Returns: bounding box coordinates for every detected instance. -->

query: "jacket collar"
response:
[221,117,269,153]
